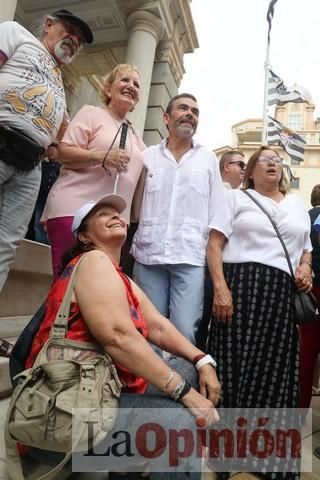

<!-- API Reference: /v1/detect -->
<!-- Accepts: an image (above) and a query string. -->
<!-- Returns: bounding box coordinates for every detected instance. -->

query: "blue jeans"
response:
[0,159,41,290]
[133,262,205,344]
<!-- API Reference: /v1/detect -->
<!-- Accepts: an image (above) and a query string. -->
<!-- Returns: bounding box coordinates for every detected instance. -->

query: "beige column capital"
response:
[0,0,17,22]
[126,10,164,44]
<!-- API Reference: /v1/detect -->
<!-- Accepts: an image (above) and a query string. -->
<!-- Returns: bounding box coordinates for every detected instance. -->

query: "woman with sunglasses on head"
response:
[206,146,312,479]
[41,64,145,280]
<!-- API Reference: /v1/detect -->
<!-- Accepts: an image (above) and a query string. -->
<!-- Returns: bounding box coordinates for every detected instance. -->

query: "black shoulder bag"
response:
[243,190,319,325]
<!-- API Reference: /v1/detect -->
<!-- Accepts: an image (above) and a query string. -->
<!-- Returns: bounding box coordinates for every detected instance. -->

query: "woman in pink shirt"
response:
[41,64,145,280]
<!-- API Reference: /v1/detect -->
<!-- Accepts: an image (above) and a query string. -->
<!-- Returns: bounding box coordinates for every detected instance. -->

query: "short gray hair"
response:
[32,15,58,41]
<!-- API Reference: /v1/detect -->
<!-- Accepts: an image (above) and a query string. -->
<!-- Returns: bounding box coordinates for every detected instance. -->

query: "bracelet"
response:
[195,354,217,370]
[176,381,192,402]
[163,370,175,392]
[193,353,206,365]
[299,261,312,270]
[171,379,186,402]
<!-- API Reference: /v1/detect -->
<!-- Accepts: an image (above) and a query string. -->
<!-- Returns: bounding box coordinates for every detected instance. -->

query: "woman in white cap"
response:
[25,194,221,479]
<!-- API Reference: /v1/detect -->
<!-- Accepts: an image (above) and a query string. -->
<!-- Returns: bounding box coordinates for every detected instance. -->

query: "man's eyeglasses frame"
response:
[227,161,246,170]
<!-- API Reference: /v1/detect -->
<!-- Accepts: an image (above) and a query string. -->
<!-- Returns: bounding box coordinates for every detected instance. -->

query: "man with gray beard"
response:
[131,93,226,348]
[0,11,93,284]
[0,9,93,357]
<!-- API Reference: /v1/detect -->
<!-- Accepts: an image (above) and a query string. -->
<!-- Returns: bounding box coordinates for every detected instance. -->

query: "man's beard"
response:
[53,39,78,64]
[176,122,196,139]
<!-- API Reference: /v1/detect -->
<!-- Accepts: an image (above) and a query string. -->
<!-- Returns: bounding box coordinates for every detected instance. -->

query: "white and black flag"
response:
[268,116,306,163]
[267,0,278,43]
[268,70,311,106]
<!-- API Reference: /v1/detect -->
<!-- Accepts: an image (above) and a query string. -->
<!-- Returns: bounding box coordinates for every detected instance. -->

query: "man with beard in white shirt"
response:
[131,93,226,348]
[0,9,93,357]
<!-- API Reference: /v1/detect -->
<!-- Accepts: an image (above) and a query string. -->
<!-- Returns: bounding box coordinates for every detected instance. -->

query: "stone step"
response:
[0,316,31,400]
[0,315,31,339]
[0,239,52,318]
[0,357,11,400]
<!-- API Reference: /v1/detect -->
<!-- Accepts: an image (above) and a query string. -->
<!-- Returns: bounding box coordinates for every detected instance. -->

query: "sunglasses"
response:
[227,161,246,170]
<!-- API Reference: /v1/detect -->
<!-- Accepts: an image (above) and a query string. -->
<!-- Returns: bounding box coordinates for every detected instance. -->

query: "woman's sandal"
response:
[108,463,150,480]
[108,474,149,480]
[0,338,13,358]
[312,386,320,396]
[314,446,320,459]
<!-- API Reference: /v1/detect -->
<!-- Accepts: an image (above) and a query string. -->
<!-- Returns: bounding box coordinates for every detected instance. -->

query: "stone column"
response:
[143,42,181,146]
[0,0,17,22]
[125,11,163,134]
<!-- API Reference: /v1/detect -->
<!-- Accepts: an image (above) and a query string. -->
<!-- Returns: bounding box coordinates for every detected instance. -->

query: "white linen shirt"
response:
[209,188,312,276]
[131,139,226,266]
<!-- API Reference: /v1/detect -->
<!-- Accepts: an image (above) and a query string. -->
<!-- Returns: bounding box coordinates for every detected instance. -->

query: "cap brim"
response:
[94,194,127,214]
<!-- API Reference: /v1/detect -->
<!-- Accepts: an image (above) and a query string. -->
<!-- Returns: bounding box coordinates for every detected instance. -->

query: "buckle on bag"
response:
[81,365,96,379]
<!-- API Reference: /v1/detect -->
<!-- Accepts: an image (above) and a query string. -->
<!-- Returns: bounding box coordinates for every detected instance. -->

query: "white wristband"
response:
[195,354,217,370]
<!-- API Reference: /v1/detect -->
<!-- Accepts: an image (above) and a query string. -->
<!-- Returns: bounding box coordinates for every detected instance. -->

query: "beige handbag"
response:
[5,254,122,480]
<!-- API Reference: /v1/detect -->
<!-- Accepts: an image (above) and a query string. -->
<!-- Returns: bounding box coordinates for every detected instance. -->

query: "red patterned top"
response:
[26,254,148,393]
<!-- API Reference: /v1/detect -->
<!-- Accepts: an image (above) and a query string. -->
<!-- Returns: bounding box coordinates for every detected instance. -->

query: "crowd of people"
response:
[0,8,320,480]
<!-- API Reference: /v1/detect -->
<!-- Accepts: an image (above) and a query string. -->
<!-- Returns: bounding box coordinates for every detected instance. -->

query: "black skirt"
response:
[208,262,300,480]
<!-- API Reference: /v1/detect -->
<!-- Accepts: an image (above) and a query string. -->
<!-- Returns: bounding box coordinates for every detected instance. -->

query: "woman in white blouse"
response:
[206,146,312,479]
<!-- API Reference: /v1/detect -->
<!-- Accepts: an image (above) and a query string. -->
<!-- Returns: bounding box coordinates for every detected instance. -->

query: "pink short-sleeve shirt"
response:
[41,105,145,224]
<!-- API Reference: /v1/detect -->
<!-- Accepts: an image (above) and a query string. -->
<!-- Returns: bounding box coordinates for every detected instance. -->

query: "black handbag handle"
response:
[243,190,295,279]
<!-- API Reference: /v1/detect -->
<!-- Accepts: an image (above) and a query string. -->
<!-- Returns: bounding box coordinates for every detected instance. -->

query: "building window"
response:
[290,177,300,189]
[287,113,302,130]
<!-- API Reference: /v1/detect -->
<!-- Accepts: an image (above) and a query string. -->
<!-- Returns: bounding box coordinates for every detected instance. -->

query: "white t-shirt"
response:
[131,139,226,267]
[0,21,66,148]
[209,188,312,276]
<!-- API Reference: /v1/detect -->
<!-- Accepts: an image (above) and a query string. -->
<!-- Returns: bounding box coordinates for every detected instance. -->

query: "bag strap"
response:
[243,190,295,279]
[50,254,88,338]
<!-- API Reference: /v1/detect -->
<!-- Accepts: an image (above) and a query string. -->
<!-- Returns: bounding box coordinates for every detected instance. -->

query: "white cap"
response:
[71,194,127,237]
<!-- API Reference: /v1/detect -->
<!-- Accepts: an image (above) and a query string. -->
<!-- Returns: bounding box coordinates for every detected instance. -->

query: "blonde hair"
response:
[101,64,141,107]
[242,145,290,194]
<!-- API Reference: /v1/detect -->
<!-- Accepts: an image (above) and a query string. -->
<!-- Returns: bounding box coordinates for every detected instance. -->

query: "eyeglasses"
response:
[227,161,246,170]
[257,156,283,164]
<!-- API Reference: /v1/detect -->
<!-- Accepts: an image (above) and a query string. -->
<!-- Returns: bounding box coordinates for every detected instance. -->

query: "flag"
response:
[267,116,306,163]
[268,70,311,106]
[267,0,278,43]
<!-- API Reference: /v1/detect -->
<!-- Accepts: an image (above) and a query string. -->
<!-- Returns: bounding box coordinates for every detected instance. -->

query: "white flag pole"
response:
[262,41,270,145]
